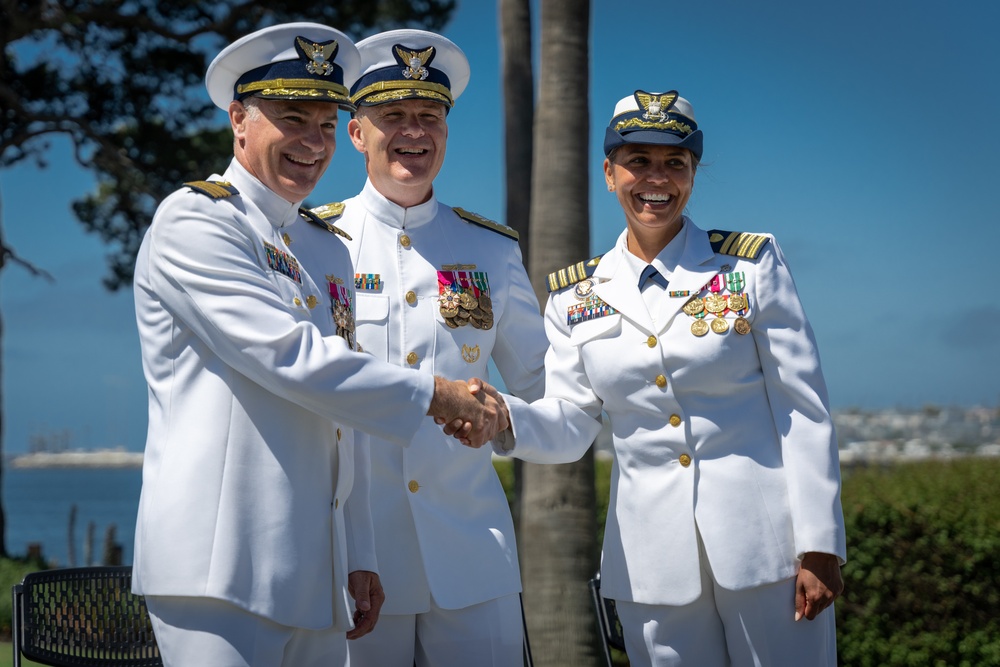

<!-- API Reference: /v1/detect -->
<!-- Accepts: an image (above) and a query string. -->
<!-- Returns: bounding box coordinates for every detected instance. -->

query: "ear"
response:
[229,100,248,139]
[603,158,615,191]
[348,116,366,153]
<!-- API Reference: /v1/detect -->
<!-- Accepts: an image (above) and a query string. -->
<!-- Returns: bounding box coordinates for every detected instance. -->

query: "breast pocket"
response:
[569,313,621,347]
[355,293,390,360]
[271,274,313,321]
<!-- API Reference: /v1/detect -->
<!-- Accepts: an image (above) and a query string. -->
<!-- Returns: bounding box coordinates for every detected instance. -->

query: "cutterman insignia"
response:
[707,229,771,259]
[185,180,239,199]
[299,206,351,240]
[452,207,518,241]
[546,255,603,293]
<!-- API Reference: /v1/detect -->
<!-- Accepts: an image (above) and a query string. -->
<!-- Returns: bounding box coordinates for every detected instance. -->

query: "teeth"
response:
[287,155,316,165]
[397,148,426,155]
[639,193,671,202]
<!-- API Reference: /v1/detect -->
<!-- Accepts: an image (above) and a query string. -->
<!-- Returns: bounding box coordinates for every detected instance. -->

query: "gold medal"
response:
[682,298,705,317]
[470,317,484,329]
[727,293,747,312]
[734,317,751,335]
[479,294,493,312]
[704,294,727,314]
[459,291,479,310]
[440,304,459,318]
[711,317,729,334]
[691,319,710,337]
[444,317,459,329]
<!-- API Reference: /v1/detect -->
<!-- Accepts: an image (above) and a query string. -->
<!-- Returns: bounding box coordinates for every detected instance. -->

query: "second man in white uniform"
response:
[307,29,548,667]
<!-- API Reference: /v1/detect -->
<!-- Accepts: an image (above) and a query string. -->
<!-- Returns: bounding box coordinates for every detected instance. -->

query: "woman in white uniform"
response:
[492,89,846,666]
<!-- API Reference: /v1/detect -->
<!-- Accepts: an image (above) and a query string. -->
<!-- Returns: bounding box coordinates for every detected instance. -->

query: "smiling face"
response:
[230,98,339,203]
[604,143,696,258]
[348,99,448,208]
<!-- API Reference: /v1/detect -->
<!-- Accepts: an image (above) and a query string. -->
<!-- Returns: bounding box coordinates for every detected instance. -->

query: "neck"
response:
[627,219,683,263]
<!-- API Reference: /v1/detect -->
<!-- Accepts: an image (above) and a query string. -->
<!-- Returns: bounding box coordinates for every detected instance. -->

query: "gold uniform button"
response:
[334,498,340,509]
[336,428,342,441]
[306,295,318,309]
[647,335,657,348]
[405,290,417,304]
[406,352,419,365]
[669,414,682,427]
[408,480,420,493]
[655,374,667,388]
[679,454,692,467]
[293,297,302,307]
[400,234,412,248]
[282,232,292,246]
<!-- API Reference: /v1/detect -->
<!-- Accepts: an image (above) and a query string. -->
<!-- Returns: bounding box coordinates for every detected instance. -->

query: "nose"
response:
[300,121,330,151]
[399,113,426,138]
[646,162,672,184]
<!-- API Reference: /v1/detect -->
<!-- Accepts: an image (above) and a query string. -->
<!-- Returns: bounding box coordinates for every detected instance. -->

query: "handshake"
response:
[427,377,508,448]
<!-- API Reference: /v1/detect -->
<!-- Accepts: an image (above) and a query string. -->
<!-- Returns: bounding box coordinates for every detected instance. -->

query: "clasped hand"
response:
[427,377,508,447]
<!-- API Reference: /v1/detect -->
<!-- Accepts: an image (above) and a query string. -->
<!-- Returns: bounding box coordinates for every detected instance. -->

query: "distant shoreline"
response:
[6,449,143,469]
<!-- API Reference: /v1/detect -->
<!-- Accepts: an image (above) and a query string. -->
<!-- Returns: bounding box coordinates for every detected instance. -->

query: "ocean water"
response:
[3,467,142,566]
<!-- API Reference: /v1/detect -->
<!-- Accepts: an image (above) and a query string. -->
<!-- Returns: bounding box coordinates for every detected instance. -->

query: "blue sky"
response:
[2,0,998,454]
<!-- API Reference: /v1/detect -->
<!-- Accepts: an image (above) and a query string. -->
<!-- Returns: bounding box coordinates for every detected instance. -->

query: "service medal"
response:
[734,317,751,335]
[459,291,479,310]
[727,293,748,312]
[711,317,729,334]
[691,319,710,336]
[682,298,705,317]
[704,294,727,314]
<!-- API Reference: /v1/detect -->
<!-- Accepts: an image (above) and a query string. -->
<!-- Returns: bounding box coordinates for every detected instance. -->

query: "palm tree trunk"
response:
[521,0,599,664]
[499,0,535,545]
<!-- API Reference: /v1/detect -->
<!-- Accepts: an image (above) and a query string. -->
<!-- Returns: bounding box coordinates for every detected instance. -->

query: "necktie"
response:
[638,265,669,291]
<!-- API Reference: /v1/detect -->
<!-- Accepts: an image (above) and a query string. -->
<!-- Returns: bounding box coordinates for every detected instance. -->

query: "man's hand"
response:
[347,570,385,640]
[428,376,508,447]
[794,552,844,621]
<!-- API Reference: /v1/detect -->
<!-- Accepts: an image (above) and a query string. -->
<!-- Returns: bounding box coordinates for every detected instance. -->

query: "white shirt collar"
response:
[358,178,439,230]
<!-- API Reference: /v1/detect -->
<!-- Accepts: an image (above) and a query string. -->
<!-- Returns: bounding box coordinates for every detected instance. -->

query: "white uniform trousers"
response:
[145,595,348,667]
[615,535,837,667]
[348,593,523,667]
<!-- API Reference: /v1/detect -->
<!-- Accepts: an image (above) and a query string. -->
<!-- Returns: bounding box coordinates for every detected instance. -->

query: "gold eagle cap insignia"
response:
[635,90,678,122]
[396,45,434,80]
[297,37,338,76]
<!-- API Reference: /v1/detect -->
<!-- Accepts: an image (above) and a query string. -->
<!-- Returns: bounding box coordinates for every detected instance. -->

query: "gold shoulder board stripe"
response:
[453,207,519,241]
[311,202,346,221]
[546,255,603,293]
[299,207,352,241]
[708,230,771,259]
[184,180,239,199]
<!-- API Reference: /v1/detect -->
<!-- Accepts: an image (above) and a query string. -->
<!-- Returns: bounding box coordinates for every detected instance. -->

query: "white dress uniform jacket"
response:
[501,218,846,606]
[324,180,547,613]
[132,159,435,631]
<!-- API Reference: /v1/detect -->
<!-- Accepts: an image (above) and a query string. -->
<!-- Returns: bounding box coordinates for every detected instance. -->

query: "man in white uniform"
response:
[132,23,505,667]
[307,29,548,667]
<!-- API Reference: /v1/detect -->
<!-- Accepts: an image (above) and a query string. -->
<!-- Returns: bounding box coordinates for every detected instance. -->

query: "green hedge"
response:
[497,455,1000,666]
[837,458,1000,666]
[0,554,49,640]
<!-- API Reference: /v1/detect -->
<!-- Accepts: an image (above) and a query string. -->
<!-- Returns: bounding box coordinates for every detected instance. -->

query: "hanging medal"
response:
[327,274,357,350]
[439,269,493,330]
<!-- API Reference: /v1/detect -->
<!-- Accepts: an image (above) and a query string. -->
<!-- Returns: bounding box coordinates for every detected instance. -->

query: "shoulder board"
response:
[546,255,603,293]
[184,180,239,199]
[311,201,346,222]
[299,207,352,241]
[707,230,771,259]
[453,207,519,241]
